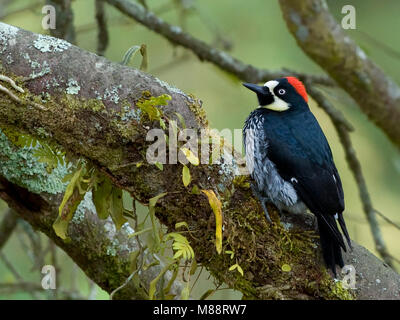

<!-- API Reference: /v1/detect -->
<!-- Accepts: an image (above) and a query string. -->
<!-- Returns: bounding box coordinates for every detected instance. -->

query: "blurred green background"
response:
[0,0,400,299]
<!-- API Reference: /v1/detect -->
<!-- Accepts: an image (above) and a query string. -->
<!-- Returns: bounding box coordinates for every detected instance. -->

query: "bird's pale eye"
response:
[278,88,286,95]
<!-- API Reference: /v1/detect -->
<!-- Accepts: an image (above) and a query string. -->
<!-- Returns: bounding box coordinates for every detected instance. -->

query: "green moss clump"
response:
[187,94,208,127]
[232,175,251,189]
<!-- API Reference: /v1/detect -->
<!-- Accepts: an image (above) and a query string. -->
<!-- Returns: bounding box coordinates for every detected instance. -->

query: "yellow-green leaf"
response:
[201,190,223,254]
[225,250,234,259]
[149,192,167,208]
[52,216,70,240]
[190,259,197,275]
[175,221,189,229]
[55,188,84,239]
[149,192,167,247]
[128,227,153,238]
[200,289,215,300]
[181,282,190,300]
[92,176,112,219]
[182,165,191,187]
[237,265,244,276]
[149,263,172,300]
[167,232,194,262]
[136,94,171,122]
[159,118,166,130]
[54,166,86,240]
[174,112,187,129]
[191,185,200,195]
[110,187,127,230]
[169,119,178,140]
[228,263,243,276]
[163,266,179,296]
[281,264,292,272]
[136,162,143,168]
[180,147,199,166]
[167,232,188,244]
[129,250,140,273]
[173,250,183,260]
[155,162,163,171]
[121,45,141,66]
[58,166,83,217]
[139,44,148,71]
[229,264,238,271]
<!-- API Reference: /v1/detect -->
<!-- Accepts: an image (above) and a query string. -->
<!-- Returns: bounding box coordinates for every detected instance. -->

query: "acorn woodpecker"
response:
[242,77,351,275]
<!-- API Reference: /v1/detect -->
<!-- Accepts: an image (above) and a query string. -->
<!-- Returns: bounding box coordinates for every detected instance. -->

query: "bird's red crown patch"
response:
[285,77,308,103]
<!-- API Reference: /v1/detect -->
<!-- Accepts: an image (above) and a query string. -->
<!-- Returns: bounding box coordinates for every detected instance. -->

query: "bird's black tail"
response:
[316,214,351,276]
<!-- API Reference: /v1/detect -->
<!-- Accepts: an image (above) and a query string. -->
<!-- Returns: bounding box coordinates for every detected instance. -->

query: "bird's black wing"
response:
[262,111,349,251]
[264,112,343,211]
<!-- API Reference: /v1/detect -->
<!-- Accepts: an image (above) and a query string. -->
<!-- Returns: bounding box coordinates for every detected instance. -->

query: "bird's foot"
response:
[261,201,272,223]
[250,183,272,223]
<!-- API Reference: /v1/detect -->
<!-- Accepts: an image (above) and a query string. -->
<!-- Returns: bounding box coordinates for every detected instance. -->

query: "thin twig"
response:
[0,209,19,251]
[18,219,44,271]
[95,0,109,56]
[305,85,354,132]
[0,75,24,93]
[0,252,22,280]
[357,31,400,61]
[150,52,191,75]
[0,252,41,299]
[0,74,47,110]
[109,268,140,300]
[105,0,335,86]
[374,209,400,232]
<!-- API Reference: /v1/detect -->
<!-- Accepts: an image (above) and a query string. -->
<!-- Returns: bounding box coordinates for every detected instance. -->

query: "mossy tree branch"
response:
[0,22,399,299]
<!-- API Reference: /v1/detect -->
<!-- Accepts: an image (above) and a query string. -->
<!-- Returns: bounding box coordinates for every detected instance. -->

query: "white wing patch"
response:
[263,80,290,112]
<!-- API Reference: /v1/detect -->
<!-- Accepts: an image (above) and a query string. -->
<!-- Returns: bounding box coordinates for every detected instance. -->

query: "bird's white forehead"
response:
[263,80,279,93]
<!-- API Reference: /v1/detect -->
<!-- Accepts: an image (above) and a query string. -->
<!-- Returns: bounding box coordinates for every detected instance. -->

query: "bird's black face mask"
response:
[242,83,274,106]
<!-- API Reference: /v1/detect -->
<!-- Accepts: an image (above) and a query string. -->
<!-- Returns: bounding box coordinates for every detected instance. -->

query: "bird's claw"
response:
[250,182,272,223]
[261,201,272,223]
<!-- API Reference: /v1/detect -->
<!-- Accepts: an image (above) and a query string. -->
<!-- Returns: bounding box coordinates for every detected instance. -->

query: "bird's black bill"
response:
[242,83,265,95]
[243,82,274,106]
